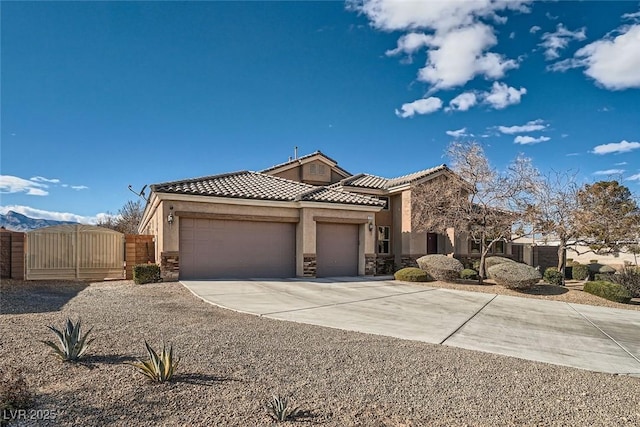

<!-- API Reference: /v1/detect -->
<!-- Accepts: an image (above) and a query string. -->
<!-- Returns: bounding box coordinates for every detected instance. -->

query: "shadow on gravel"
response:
[518,284,569,296]
[176,372,238,386]
[81,354,138,367]
[0,280,90,315]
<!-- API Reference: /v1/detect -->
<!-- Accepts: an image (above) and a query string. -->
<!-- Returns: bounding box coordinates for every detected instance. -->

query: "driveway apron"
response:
[182,278,640,376]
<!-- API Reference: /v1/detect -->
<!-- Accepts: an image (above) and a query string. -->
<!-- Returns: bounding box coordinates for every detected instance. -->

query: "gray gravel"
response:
[1,279,639,426]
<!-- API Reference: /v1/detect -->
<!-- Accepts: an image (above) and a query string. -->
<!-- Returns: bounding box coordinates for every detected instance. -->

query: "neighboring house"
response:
[139,151,514,280]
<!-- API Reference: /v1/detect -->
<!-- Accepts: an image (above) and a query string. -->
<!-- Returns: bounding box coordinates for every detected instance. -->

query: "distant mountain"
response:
[0,211,78,232]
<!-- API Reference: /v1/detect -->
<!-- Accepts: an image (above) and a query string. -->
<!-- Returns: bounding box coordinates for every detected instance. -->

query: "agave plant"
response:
[42,318,94,362]
[128,341,180,383]
[265,394,301,422]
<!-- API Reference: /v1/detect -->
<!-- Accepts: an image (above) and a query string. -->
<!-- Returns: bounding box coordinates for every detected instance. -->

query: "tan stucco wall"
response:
[147,195,379,277]
[273,168,301,182]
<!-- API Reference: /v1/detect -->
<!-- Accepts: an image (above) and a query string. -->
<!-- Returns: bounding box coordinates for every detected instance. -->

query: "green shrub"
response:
[128,341,180,383]
[607,265,640,298]
[571,264,589,280]
[587,263,616,281]
[265,395,302,422]
[416,255,463,282]
[583,281,632,303]
[543,267,564,286]
[0,367,33,424]
[488,262,541,290]
[394,267,433,282]
[42,318,94,362]
[133,264,161,285]
[460,269,479,280]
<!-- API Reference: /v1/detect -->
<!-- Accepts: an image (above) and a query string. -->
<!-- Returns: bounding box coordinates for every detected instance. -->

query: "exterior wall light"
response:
[167,205,174,226]
[368,216,374,231]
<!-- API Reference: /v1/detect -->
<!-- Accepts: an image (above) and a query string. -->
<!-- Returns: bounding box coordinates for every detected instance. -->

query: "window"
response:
[379,196,390,210]
[470,239,506,255]
[377,226,390,254]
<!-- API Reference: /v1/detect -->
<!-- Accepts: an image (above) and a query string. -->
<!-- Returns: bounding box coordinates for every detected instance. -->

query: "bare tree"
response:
[523,170,580,277]
[411,141,536,282]
[96,200,144,234]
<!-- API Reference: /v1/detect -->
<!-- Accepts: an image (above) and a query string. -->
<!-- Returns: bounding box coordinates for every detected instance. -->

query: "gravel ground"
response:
[1,279,639,426]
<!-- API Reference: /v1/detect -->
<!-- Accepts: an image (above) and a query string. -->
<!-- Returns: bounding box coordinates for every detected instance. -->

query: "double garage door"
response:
[180,218,359,279]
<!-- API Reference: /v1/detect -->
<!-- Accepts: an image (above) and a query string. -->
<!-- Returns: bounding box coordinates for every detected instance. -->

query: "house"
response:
[139,151,514,280]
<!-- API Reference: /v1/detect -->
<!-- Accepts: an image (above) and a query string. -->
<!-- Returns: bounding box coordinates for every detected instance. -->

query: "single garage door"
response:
[316,222,359,277]
[180,218,296,279]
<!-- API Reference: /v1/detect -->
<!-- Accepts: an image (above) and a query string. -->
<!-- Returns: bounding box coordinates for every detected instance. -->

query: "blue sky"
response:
[1,1,639,223]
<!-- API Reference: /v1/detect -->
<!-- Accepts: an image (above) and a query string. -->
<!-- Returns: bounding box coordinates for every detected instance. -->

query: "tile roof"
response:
[151,171,385,207]
[334,165,449,190]
[337,173,389,189]
[260,150,351,176]
[386,165,449,188]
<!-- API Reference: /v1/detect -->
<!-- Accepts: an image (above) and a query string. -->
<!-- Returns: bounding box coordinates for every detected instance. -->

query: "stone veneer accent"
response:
[375,255,395,275]
[160,251,180,281]
[303,255,317,277]
[365,254,376,276]
[400,255,424,269]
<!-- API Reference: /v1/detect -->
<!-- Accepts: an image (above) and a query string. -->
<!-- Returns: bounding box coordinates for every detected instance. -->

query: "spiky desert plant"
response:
[265,394,301,422]
[42,318,94,362]
[128,341,180,383]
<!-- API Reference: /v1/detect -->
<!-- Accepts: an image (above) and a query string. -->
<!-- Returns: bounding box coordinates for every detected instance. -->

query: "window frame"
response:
[377,225,391,255]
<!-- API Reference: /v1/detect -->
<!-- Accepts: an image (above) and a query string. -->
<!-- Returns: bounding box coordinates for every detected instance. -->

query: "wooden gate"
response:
[26,225,125,280]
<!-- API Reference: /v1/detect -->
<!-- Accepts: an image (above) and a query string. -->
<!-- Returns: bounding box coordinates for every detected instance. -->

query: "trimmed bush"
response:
[608,265,640,298]
[488,262,541,290]
[571,264,589,280]
[394,267,433,282]
[133,264,161,285]
[543,267,564,286]
[460,269,479,280]
[416,255,463,282]
[484,256,516,269]
[587,263,616,281]
[583,281,632,303]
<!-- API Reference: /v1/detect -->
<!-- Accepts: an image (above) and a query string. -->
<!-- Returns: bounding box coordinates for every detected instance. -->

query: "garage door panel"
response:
[180,219,295,279]
[316,223,358,277]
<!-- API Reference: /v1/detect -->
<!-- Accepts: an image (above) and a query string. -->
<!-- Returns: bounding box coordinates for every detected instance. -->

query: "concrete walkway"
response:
[182,278,640,376]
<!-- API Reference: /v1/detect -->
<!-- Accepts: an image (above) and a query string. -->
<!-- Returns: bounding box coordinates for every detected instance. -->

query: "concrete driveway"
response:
[182,277,640,376]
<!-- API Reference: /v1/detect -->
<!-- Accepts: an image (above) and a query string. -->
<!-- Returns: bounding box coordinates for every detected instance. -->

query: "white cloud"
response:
[71,185,89,191]
[529,25,541,34]
[483,82,527,109]
[417,23,519,91]
[592,140,640,155]
[351,0,530,92]
[30,176,61,184]
[514,135,550,145]
[395,96,442,118]
[593,169,625,175]
[0,176,49,196]
[386,32,431,60]
[622,11,640,22]
[447,92,477,112]
[446,128,470,138]
[0,205,108,224]
[539,24,586,60]
[626,173,640,181]
[550,24,640,90]
[498,119,547,134]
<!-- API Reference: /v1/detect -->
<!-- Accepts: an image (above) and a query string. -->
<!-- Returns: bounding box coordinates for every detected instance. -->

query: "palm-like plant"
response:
[42,318,94,362]
[128,341,179,383]
[265,394,301,422]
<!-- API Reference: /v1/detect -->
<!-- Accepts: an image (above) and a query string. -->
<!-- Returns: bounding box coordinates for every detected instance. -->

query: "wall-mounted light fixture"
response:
[367,216,374,231]
[167,205,174,226]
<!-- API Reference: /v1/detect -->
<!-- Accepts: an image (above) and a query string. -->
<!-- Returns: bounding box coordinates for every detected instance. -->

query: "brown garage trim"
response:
[175,212,299,223]
[313,216,367,224]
